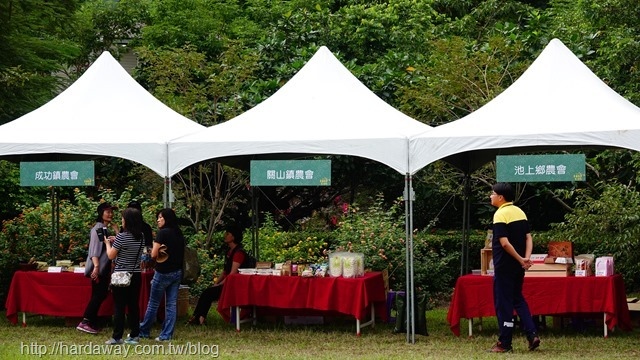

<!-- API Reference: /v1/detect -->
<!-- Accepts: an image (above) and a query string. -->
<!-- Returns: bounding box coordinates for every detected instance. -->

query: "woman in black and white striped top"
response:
[104,207,145,345]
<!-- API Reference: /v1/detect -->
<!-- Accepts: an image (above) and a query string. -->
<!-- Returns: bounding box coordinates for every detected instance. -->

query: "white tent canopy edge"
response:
[409,38,640,176]
[0,51,205,178]
[167,46,430,177]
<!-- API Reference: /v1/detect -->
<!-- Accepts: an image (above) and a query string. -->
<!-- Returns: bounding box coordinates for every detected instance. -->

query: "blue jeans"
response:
[139,269,182,340]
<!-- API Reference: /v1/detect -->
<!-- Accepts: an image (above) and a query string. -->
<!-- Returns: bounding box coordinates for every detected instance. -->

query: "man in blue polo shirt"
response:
[488,182,540,353]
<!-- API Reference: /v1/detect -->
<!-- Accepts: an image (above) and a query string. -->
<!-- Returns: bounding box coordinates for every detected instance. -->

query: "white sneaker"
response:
[105,338,123,345]
[124,336,139,345]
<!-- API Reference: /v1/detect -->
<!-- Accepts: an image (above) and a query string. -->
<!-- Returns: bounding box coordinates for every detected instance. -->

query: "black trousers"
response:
[82,274,110,325]
[111,273,142,340]
[192,284,223,318]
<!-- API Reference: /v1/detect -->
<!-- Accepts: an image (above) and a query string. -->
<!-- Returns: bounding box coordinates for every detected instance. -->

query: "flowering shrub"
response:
[297,195,350,230]
[257,212,331,264]
[331,195,406,289]
[330,194,480,307]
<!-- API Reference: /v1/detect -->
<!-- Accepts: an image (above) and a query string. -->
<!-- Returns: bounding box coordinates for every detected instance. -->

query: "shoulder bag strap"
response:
[130,234,144,272]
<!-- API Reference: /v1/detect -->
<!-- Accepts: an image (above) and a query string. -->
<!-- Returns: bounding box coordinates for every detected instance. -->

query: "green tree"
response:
[544,182,640,291]
[66,0,149,74]
[549,0,640,103]
[0,161,49,221]
[0,0,80,124]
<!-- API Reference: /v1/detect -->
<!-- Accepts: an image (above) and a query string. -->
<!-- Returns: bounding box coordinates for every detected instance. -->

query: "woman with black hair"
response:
[77,203,119,335]
[104,207,145,345]
[139,208,185,341]
[187,225,246,326]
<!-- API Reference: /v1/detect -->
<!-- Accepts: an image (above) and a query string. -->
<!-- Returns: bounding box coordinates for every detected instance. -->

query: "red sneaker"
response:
[76,322,98,334]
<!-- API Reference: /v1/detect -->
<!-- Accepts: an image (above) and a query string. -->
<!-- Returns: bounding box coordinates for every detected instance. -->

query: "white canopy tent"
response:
[410,38,640,174]
[168,46,430,176]
[409,38,640,273]
[0,51,205,272]
[0,51,205,179]
[169,46,431,342]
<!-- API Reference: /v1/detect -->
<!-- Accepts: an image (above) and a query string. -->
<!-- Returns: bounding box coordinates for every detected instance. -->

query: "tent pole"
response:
[464,173,471,274]
[252,186,259,260]
[164,142,170,208]
[163,177,167,208]
[56,188,60,263]
[404,174,410,343]
[163,177,170,208]
[460,173,471,275]
[404,174,416,343]
[50,187,56,265]
[409,175,416,344]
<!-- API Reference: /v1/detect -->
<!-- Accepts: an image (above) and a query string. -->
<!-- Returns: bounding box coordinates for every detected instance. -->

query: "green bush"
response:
[255,212,332,264]
[185,232,224,296]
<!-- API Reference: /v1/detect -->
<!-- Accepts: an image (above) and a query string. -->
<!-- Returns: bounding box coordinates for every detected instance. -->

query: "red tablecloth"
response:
[446,274,632,336]
[217,272,387,323]
[5,270,157,325]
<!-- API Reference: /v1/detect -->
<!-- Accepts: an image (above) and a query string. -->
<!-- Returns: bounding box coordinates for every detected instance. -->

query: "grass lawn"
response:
[1,306,639,359]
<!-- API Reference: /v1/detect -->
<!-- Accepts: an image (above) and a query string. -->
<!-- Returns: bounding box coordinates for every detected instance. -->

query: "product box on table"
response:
[525,263,571,277]
[574,254,595,277]
[595,256,614,276]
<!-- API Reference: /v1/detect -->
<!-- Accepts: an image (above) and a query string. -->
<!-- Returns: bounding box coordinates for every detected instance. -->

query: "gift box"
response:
[526,263,571,277]
[548,241,573,258]
[595,256,614,276]
[574,254,595,277]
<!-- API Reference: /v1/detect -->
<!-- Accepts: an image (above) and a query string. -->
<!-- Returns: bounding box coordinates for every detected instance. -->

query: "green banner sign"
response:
[250,160,331,186]
[20,161,95,186]
[496,154,586,182]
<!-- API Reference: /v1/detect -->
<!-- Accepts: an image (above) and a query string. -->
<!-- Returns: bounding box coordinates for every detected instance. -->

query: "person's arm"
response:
[90,256,100,280]
[88,227,102,280]
[150,241,162,259]
[499,236,530,269]
[229,260,242,275]
[105,235,119,260]
[523,233,533,268]
[214,259,243,286]
[213,272,226,286]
